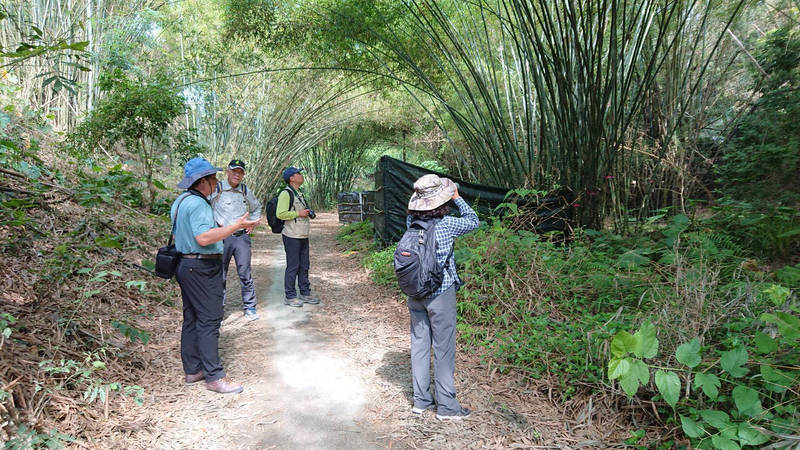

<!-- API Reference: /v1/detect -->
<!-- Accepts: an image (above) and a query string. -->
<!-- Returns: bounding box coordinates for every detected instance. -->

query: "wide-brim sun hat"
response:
[177,157,223,189]
[408,174,456,211]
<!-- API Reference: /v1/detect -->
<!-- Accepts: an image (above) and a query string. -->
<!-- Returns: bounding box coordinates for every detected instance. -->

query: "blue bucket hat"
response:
[282,167,304,182]
[177,157,223,189]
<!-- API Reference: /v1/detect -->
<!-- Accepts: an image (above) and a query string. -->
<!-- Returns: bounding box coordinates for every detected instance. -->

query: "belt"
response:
[232,230,247,237]
[181,253,222,260]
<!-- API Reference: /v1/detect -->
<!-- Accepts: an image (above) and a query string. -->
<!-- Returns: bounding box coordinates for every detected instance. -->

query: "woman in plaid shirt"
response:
[405,174,479,421]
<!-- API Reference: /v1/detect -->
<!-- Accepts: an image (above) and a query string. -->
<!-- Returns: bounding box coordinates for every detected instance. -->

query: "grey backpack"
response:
[393,219,453,300]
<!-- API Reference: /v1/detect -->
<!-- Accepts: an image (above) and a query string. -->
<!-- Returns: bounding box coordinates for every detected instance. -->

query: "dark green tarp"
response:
[373,156,572,244]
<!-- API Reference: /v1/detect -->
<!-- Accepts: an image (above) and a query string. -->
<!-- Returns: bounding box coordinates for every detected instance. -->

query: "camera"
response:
[308,209,316,219]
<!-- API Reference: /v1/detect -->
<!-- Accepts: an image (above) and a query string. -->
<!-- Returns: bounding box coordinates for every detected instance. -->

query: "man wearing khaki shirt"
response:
[211,159,262,320]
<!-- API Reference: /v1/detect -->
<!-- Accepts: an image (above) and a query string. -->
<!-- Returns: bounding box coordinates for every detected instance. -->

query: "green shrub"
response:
[363,244,397,287]
[703,199,800,259]
[608,286,799,448]
[337,221,377,253]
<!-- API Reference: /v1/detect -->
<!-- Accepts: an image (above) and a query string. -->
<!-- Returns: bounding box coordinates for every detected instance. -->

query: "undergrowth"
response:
[1,115,180,445]
[338,199,799,447]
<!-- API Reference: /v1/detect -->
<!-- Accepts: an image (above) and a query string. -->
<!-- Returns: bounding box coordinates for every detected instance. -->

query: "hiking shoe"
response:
[436,407,471,421]
[300,293,320,304]
[284,297,303,308]
[205,378,243,394]
[184,372,204,384]
[411,404,435,415]
[244,309,259,321]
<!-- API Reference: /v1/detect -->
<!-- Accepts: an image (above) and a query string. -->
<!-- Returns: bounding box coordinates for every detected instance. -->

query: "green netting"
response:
[373,156,573,244]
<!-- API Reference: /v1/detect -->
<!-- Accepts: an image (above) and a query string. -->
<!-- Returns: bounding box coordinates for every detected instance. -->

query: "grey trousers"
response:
[176,258,225,382]
[408,285,462,414]
[222,233,257,311]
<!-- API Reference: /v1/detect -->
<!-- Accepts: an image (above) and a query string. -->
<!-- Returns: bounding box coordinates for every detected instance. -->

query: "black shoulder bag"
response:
[155,191,200,279]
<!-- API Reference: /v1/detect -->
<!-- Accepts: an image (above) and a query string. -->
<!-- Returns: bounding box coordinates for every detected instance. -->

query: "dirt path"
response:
[121,213,390,449]
[111,213,619,449]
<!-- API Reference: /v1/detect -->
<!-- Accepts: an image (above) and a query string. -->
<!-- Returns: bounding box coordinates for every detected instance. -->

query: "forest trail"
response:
[128,213,390,449]
[112,213,607,449]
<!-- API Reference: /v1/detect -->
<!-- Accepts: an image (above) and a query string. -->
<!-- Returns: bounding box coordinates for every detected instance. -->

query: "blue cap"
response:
[282,167,304,182]
[177,157,223,189]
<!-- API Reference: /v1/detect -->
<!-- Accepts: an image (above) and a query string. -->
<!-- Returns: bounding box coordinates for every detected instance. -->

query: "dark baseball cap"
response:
[282,167,304,181]
[228,159,246,171]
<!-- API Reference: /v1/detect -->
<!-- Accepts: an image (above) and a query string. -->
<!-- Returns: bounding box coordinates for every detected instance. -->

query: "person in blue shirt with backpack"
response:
[402,174,479,420]
[171,157,259,394]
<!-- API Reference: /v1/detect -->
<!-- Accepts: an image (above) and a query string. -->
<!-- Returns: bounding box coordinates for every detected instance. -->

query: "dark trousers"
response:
[282,235,310,299]
[222,233,257,311]
[176,258,225,382]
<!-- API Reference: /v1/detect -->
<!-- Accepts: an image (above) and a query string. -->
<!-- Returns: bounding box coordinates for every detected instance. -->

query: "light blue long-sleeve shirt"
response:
[170,192,223,254]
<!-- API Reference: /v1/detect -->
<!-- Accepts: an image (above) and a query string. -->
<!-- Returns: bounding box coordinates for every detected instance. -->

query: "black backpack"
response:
[265,188,295,234]
[393,218,453,299]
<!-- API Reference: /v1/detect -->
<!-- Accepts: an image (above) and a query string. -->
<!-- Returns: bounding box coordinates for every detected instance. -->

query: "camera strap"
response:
[287,186,309,210]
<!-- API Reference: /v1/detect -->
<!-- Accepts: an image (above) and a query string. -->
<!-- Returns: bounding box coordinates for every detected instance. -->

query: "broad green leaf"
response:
[630,358,650,385]
[680,415,705,438]
[732,386,762,417]
[694,373,720,400]
[737,422,768,446]
[152,179,167,190]
[615,357,649,397]
[720,347,748,378]
[711,434,740,450]
[618,368,641,398]
[700,410,732,431]
[676,338,701,368]
[760,312,800,341]
[761,365,795,393]
[654,370,681,407]
[633,321,658,359]
[753,331,777,354]
[141,259,155,271]
[95,236,122,249]
[608,357,629,380]
[763,284,791,306]
[610,331,638,358]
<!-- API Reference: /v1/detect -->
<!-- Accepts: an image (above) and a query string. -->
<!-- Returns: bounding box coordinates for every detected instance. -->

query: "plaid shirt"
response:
[406,197,479,299]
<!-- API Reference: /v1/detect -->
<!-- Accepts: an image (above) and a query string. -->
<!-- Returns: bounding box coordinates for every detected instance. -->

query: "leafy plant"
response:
[68,69,185,207]
[607,294,799,448]
[0,312,16,349]
[363,244,397,287]
[3,424,75,450]
[111,320,150,345]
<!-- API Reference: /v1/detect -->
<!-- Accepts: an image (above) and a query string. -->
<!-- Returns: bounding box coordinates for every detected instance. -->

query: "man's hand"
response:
[235,212,260,230]
[297,208,311,218]
[452,186,460,200]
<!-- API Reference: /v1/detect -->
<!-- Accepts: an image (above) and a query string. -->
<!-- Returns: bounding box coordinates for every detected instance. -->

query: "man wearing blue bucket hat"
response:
[171,157,259,394]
